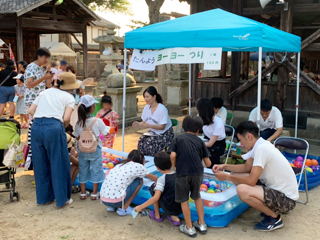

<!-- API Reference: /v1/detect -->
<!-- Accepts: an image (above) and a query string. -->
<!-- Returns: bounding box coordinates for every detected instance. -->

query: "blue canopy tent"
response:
[122,9,301,151]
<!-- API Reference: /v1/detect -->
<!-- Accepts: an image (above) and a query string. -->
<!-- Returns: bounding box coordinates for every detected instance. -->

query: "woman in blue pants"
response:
[28,72,80,207]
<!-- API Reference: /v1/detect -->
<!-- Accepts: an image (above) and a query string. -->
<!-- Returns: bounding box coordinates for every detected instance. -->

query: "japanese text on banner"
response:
[129,49,157,71]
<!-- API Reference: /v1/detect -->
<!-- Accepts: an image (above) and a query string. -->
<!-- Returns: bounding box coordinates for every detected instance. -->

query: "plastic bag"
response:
[3,141,24,168]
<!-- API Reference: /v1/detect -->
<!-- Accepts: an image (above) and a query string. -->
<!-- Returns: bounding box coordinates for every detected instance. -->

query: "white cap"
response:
[79,95,99,108]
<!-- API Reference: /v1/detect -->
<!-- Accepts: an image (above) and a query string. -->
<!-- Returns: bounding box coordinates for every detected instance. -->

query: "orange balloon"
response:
[290,163,295,167]
[305,159,312,167]
[204,200,214,207]
[200,184,208,190]
[312,159,319,166]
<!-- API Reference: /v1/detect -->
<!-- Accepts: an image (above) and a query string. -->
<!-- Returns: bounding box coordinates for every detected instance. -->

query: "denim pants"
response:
[78,146,105,184]
[260,128,276,140]
[31,118,71,207]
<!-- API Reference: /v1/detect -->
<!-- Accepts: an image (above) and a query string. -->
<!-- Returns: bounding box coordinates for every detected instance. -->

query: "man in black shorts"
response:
[213,121,298,231]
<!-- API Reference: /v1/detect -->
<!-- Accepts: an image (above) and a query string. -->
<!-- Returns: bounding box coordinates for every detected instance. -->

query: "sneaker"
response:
[179,224,197,238]
[107,206,116,212]
[117,206,134,216]
[193,220,207,234]
[254,215,283,231]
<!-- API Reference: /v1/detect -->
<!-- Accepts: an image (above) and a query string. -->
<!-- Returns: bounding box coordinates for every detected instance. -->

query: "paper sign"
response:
[131,208,139,219]
[129,49,157,71]
[0,53,4,59]
[203,48,222,70]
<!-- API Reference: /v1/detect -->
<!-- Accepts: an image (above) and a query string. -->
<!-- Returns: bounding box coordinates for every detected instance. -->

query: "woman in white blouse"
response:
[133,86,173,156]
[197,98,226,168]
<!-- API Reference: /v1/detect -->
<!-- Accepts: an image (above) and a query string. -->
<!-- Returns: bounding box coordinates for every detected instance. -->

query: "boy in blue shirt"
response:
[169,115,211,237]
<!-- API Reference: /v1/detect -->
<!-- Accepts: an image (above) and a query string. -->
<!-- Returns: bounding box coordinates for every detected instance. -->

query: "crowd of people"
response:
[0,47,298,237]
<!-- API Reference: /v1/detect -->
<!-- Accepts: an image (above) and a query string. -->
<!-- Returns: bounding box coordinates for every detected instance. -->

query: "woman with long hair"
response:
[132,86,174,156]
[197,98,226,168]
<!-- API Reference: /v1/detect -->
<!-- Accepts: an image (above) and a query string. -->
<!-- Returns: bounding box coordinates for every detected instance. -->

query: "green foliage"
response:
[82,0,131,14]
[127,19,149,29]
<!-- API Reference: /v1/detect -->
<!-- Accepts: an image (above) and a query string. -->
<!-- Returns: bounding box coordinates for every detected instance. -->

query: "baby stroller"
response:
[0,118,20,202]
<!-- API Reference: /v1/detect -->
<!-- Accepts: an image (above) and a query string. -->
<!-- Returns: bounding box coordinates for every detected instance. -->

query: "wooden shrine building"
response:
[181,0,320,122]
[0,0,100,77]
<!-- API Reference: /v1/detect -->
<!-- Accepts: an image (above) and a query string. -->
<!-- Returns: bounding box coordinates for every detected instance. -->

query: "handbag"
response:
[3,141,24,168]
[0,71,13,87]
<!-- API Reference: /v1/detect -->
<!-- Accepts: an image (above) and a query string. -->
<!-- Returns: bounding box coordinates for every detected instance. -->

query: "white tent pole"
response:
[257,47,262,129]
[189,63,192,115]
[122,49,127,152]
[295,52,301,138]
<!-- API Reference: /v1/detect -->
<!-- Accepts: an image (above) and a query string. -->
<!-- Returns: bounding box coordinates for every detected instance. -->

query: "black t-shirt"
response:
[0,69,18,87]
[169,133,210,177]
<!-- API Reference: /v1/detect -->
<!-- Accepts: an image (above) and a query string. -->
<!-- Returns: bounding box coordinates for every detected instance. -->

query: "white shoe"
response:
[107,206,116,212]
[116,206,134,216]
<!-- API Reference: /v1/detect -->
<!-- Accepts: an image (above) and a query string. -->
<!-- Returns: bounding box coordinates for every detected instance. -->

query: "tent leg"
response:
[122,49,127,152]
[189,63,192,115]
[295,52,301,138]
[257,47,262,128]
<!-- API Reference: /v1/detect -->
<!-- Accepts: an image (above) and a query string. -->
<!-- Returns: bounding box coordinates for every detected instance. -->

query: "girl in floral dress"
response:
[96,95,119,149]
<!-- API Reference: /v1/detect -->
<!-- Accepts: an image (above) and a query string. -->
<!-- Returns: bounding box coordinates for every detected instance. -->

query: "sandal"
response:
[80,191,90,200]
[149,210,164,222]
[91,192,100,200]
[61,198,73,208]
[167,215,181,226]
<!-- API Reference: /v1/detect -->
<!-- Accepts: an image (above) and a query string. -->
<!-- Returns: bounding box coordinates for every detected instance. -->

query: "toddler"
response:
[96,95,119,149]
[14,74,28,128]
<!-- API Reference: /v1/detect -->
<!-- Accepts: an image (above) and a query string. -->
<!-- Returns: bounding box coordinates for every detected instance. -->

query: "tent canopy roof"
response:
[41,42,76,57]
[125,9,301,53]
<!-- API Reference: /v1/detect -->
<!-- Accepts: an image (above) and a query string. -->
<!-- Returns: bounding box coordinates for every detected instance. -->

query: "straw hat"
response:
[66,133,75,149]
[58,72,81,90]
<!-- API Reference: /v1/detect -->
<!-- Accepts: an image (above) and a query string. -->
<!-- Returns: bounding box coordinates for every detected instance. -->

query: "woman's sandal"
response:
[80,191,90,200]
[167,215,181,226]
[61,198,73,208]
[91,192,100,201]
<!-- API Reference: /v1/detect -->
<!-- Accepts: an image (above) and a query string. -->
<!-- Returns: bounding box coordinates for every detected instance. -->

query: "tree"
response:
[59,0,131,50]
[127,19,149,29]
[83,0,131,13]
[145,0,165,24]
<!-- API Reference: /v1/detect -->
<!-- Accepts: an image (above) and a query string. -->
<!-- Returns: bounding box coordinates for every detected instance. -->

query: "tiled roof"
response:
[0,0,46,14]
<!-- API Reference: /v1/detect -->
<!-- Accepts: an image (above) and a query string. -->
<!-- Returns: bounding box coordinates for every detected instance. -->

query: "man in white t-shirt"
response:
[249,99,283,141]
[213,121,298,232]
[211,97,227,124]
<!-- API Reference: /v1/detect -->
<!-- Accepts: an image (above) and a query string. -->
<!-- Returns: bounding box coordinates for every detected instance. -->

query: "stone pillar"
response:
[165,80,189,115]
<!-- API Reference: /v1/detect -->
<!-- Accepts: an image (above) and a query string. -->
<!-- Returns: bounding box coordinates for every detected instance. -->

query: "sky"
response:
[96,0,190,36]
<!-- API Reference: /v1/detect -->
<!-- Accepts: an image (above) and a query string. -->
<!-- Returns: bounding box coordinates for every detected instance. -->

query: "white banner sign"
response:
[155,47,222,69]
[203,48,222,70]
[129,49,157,71]
[129,48,222,71]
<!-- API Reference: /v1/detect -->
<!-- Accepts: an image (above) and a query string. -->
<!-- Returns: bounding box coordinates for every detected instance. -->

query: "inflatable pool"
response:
[75,148,249,227]
[282,151,320,191]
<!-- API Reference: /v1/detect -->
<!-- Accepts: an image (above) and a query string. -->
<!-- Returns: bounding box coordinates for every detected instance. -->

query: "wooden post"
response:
[277,0,293,110]
[230,52,241,110]
[230,0,242,110]
[219,52,227,78]
[82,24,88,78]
[16,17,23,61]
[241,52,250,80]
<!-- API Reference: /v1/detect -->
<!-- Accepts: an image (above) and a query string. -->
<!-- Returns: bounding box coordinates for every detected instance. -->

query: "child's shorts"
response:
[78,146,105,183]
[175,175,203,203]
[102,178,141,208]
[149,183,182,216]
